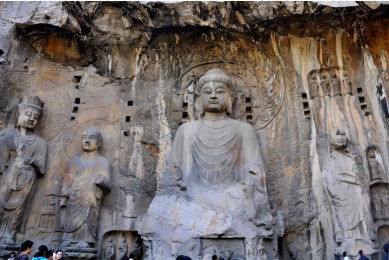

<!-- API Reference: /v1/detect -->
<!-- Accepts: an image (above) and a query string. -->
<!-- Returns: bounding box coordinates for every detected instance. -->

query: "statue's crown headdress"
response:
[20,96,44,111]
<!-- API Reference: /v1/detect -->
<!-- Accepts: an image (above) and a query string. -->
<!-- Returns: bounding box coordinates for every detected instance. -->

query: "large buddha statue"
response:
[60,128,111,249]
[322,128,375,256]
[160,68,265,189]
[139,69,272,259]
[0,96,47,245]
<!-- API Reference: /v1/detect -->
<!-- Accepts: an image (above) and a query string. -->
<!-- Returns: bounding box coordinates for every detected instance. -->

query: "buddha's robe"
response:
[161,117,264,188]
[0,128,47,237]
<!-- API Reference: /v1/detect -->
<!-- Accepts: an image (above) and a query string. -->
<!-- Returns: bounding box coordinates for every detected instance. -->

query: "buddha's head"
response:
[329,127,349,150]
[197,68,234,115]
[17,96,44,131]
[367,148,376,158]
[81,127,103,152]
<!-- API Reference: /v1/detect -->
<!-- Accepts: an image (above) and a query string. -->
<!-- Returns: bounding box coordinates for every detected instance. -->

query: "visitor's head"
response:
[20,240,34,253]
[17,96,44,130]
[9,252,16,257]
[54,249,63,260]
[81,128,102,152]
[343,251,347,256]
[47,249,54,260]
[329,128,349,150]
[176,255,192,260]
[197,69,234,115]
[34,245,48,257]
[212,255,218,260]
[359,250,364,256]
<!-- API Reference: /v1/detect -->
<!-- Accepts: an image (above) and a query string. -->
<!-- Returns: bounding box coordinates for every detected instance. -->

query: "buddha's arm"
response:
[159,124,187,190]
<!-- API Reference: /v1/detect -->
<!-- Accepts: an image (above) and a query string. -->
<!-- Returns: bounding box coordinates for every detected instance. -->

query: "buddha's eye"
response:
[202,88,212,94]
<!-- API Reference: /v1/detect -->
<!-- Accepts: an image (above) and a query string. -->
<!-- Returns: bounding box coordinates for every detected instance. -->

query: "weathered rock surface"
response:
[1,1,389,259]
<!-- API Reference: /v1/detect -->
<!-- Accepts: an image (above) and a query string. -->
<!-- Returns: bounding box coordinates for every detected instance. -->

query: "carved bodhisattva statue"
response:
[139,69,272,259]
[0,96,47,245]
[60,128,111,249]
[322,128,375,255]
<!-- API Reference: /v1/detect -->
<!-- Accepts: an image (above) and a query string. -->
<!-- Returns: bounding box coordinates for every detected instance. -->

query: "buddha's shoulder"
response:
[228,118,255,130]
[176,121,199,131]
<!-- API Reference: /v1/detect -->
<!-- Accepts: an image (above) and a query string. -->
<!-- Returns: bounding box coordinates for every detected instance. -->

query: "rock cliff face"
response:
[1,1,389,259]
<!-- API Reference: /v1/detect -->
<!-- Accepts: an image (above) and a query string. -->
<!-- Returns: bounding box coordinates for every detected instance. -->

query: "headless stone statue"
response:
[139,69,272,259]
[0,96,47,245]
[322,128,375,256]
[60,128,111,249]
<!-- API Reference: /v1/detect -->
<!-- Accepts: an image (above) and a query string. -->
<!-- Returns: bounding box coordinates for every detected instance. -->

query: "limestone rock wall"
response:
[1,1,389,259]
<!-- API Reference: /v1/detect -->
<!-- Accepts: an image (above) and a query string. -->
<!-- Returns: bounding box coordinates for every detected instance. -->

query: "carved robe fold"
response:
[0,128,47,235]
[61,155,111,243]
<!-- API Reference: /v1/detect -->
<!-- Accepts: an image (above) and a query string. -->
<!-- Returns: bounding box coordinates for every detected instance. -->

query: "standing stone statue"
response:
[140,68,272,259]
[60,128,111,248]
[330,73,342,97]
[309,71,320,99]
[160,68,266,189]
[322,128,374,255]
[104,236,115,260]
[382,188,389,219]
[0,96,47,245]
[320,73,331,97]
[366,148,384,182]
[117,236,128,259]
[341,71,352,95]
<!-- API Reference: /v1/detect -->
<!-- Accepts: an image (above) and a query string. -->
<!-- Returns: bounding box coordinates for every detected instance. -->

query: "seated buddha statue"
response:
[139,69,272,259]
[160,68,265,190]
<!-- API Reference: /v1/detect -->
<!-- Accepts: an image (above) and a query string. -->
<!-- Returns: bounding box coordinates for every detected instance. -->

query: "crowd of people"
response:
[8,239,386,259]
[7,240,63,260]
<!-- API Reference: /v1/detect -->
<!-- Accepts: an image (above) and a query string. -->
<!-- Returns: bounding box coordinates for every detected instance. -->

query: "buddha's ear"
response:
[227,94,233,114]
[198,96,204,115]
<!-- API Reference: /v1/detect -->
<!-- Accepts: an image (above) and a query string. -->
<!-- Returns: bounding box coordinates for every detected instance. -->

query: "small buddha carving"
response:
[320,73,331,97]
[309,71,321,99]
[330,73,342,97]
[366,148,384,182]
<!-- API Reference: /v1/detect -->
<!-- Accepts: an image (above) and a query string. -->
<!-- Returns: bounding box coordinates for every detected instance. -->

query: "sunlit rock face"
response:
[1,1,389,259]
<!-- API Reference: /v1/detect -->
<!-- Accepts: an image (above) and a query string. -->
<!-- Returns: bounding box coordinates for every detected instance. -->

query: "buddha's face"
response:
[330,128,349,150]
[81,129,100,152]
[18,107,41,130]
[200,81,231,113]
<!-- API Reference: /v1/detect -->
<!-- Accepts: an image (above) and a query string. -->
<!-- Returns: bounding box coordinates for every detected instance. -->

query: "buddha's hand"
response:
[95,176,111,192]
[248,165,264,176]
[14,156,33,168]
[59,196,68,207]
[246,165,266,189]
